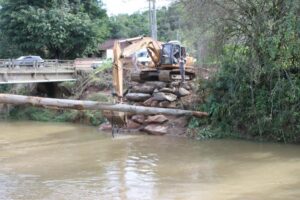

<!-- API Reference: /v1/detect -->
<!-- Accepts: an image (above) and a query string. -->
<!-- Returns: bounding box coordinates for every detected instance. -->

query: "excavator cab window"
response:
[161,43,172,64]
[181,47,187,58]
[161,43,184,65]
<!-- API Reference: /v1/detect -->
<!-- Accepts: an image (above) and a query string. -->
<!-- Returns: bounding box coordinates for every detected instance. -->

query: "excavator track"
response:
[130,69,195,83]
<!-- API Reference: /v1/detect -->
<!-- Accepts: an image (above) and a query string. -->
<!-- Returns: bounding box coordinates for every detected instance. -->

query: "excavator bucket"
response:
[103,41,127,127]
[102,110,127,127]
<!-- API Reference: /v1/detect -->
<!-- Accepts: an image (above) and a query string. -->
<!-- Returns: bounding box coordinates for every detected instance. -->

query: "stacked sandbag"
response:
[125,81,194,135]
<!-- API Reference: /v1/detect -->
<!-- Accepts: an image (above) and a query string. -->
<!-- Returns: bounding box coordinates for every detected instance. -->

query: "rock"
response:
[165,116,189,128]
[98,123,112,131]
[158,101,176,108]
[131,115,145,124]
[158,101,170,108]
[145,114,169,124]
[153,92,177,102]
[180,95,193,108]
[126,120,141,129]
[153,88,159,93]
[145,81,167,89]
[143,97,154,106]
[131,85,155,94]
[171,81,192,90]
[167,102,177,108]
[150,100,159,107]
[143,124,168,135]
[178,87,190,96]
[181,82,192,90]
[159,87,176,93]
[166,127,186,136]
[170,81,180,87]
[126,93,151,102]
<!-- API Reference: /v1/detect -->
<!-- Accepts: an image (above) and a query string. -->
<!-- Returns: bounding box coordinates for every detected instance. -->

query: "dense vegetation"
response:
[0,0,109,59]
[183,0,300,143]
[0,1,186,59]
[0,0,299,142]
[109,3,184,42]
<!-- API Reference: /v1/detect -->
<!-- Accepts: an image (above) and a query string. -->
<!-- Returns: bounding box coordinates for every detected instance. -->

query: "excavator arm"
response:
[112,41,123,101]
[146,41,161,67]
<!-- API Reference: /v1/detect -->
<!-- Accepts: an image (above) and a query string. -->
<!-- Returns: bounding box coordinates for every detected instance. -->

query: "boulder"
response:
[143,97,154,106]
[153,92,177,102]
[126,93,151,102]
[144,81,167,89]
[181,82,192,90]
[126,120,141,129]
[98,123,112,131]
[180,95,193,108]
[153,88,159,93]
[143,124,168,135]
[178,87,190,96]
[131,115,145,124]
[145,114,169,124]
[165,116,189,128]
[131,85,155,94]
[170,81,180,87]
[167,102,177,108]
[150,100,159,107]
[166,127,186,136]
[158,101,171,108]
[159,87,176,93]
[158,101,177,108]
[171,81,192,90]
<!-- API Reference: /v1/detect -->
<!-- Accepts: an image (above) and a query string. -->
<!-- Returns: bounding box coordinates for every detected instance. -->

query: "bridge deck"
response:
[0,66,77,84]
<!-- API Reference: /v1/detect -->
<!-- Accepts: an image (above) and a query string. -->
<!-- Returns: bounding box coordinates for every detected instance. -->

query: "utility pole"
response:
[148,0,157,40]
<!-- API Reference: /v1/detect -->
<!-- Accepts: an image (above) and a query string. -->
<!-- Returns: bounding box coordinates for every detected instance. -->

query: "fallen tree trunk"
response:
[0,94,208,118]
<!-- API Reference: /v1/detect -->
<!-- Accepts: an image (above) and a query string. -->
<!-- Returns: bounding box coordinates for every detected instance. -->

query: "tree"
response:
[182,0,300,142]
[0,0,109,59]
[108,4,185,43]
[109,13,149,39]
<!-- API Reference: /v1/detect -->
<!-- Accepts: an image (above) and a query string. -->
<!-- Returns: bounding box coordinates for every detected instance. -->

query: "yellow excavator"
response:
[131,40,196,82]
[104,38,196,128]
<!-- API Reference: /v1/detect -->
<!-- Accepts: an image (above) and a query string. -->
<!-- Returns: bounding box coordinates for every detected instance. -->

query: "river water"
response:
[0,121,299,200]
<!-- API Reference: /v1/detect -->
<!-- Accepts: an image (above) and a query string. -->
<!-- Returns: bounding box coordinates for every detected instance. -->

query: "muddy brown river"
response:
[0,121,299,200]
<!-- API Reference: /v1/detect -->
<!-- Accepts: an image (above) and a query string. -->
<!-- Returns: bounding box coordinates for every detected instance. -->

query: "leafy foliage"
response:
[184,0,300,143]
[108,3,185,42]
[0,0,109,59]
[9,106,105,126]
[109,13,149,39]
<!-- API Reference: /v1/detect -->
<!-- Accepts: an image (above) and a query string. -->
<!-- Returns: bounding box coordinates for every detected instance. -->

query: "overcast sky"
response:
[102,0,172,16]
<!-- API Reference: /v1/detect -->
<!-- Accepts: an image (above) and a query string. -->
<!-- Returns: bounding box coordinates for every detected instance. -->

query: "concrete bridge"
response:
[0,59,79,84]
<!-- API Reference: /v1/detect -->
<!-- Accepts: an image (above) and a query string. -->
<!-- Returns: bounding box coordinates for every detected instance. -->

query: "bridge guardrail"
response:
[0,59,75,69]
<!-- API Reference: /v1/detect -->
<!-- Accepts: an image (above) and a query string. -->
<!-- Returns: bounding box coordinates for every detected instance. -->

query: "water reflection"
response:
[102,143,159,200]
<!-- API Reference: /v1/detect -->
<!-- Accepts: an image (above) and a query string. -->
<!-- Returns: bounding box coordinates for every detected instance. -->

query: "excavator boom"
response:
[112,41,123,100]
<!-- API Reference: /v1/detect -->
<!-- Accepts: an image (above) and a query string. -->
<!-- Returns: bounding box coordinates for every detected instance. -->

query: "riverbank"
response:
[0,64,113,127]
[1,64,299,144]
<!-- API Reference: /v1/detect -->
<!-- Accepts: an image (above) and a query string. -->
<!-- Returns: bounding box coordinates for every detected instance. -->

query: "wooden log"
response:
[0,94,208,118]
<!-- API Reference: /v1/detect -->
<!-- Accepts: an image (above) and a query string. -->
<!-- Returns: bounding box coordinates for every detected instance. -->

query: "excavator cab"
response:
[161,42,186,66]
[132,40,195,82]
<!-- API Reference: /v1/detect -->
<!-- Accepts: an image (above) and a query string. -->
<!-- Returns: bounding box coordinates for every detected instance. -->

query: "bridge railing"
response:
[44,59,74,68]
[0,59,75,69]
[0,59,9,67]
